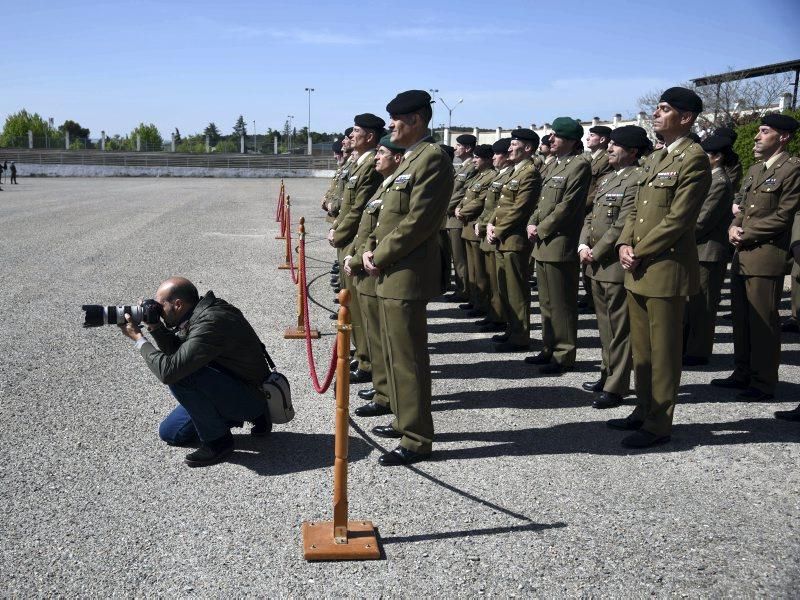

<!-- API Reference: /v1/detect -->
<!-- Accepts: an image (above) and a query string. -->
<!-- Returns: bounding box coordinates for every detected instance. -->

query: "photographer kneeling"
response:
[118,277,271,467]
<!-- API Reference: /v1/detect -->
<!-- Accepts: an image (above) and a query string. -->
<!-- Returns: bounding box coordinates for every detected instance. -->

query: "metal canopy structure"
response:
[691,59,800,110]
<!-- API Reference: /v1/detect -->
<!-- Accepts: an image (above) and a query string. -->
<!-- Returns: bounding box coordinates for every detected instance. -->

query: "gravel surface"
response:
[1,177,798,597]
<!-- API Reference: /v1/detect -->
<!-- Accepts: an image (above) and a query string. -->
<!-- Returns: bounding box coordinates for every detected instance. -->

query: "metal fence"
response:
[0,148,338,170]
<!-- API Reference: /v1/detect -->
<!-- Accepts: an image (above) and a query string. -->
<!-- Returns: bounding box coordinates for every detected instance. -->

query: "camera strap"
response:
[261,342,277,373]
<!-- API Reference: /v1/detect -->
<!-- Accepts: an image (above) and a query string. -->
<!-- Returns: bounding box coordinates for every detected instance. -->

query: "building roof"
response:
[692,59,800,86]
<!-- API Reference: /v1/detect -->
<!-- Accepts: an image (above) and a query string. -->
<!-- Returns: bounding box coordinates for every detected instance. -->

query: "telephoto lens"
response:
[81,300,162,328]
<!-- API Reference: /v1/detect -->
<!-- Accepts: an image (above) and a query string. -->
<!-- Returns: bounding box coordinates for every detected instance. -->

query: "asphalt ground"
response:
[1,177,798,597]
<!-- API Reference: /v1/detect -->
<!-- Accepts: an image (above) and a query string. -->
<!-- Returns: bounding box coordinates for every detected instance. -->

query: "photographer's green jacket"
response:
[139,291,269,387]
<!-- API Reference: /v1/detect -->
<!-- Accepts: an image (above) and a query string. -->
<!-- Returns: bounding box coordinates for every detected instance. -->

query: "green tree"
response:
[130,123,163,151]
[173,127,182,144]
[734,108,800,173]
[215,139,238,153]
[233,115,247,137]
[0,109,49,146]
[204,122,221,145]
[58,119,90,140]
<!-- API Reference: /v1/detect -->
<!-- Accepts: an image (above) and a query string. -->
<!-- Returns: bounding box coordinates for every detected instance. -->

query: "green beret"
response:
[551,117,583,141]
[378,134,405,153]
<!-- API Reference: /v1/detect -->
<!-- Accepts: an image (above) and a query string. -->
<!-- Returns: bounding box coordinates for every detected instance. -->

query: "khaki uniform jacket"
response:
[369,138,455,301]
[324,162,346,222]
[531,154,591,262]
[349,185,388,296]
[332,150,382,256]
[580,166,641,282]
[618,138,712,297]
[731,153,800,277]
[696,169,734,263]
[477,167,515,252]
[459,168,497,241]
[491,157,542,252]
[587,149,613,211]
[330,157,354,219]
[725,160,743,197]
[445,160,476,228]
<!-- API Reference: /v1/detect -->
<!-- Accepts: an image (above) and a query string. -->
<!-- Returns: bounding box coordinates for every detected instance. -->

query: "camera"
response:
[82,299,163,328]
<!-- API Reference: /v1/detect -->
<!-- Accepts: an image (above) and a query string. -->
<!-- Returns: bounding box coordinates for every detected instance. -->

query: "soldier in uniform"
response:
[321,139,345,223]
[456,144,497,317]
[579,126,649,408]
[329,130,355,297]
[775,210,800,422]
[362,90,454,466]
[712,113,800,401]
[539,134,556,178]
[346,135,405,418]
[475,138,513,332]
[714,126,743,192]
[444,134,477,304]
[611,87,711,448]
[486,129,542,352]
[526,117,591,374]
[683,135,735,366]
[328,114,385,383]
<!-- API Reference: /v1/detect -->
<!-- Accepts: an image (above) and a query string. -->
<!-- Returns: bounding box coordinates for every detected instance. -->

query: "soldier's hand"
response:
[486,224,496,244]
[526,224,537,241]
[728,226,744,247]
[474,224,481,237]
[363,251,380,277]
[343,256,353,276]
[732,203,741,216]
[454,207,462,219]
[327,228,336,247]
[580,248,593,264]
[619,244,639,270]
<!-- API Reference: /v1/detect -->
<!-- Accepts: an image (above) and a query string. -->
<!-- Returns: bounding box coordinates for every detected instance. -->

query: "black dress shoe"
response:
[184,432,234,467]
[682,355,709,366]
[474,317,492,325]
[350,349,356,357]
[371,424,402,439]
[710,375,749,389]
[621,430,670,448]
[478,322,506,332]
[736,387,774,401]
[775,404,800,421]
[349,359,359,370]
[780,319,800,333]
[538,362,571,375]
[333,287,341,294]
[357,387,377,400]
[578,305,594,314]
[582,377,606,392]
[494,341,530,352]
[458,303,474,310]
[491,332,510,342]
[350,369,373,384]
[333,297,340,304]
[524,352,552,365]
[592,392,623,409]
[329,312,338,320]
[378,446,430,466]
[442,293,466,303]
[355,401,392,417]
[466,309,486,318]
[606,416,644,431]
[250,414,272,436]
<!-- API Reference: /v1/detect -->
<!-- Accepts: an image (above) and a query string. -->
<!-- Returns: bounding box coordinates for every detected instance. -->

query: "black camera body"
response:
[82,299,163,328]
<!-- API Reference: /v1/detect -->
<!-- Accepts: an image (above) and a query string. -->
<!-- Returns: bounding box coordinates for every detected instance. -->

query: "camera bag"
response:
[261,344,294,424]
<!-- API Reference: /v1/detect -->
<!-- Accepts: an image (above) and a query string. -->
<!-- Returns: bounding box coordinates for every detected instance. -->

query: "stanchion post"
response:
[301,289,380,561]
[278,196,293,269]
[285,217,320,339]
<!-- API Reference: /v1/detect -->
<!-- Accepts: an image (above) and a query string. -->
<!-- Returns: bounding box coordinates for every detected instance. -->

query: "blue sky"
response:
[2,0,797,139]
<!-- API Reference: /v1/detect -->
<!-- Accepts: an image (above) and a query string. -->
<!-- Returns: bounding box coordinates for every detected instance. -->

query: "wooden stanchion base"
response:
[278,263,292,270]
[284,326,320,339]
[302,521,380,561]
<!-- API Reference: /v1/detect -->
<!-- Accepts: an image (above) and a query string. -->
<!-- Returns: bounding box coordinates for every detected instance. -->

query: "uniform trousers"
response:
[342,270,371,373]
[483,250,505,324]
[684,261,727,359]
[537,260,579,366]
[447,228,469,298]
[378,296,433,454]
[495,249,531,346]
[731,271,782,393]
[465,240,489,313]
[591,278,632,395]
[627,292,684,437]
[791,262,800,321]
[357,291,390,409]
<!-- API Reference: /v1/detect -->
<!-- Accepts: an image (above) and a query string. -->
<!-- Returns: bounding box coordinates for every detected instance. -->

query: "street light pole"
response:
[438,97,463,130]
[305,87,315,155]
[288,115,295,153]
[428,88,439,137]
[253,120,256,153]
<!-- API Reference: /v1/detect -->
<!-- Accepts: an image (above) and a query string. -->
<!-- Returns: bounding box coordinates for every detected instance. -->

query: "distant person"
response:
[0,160,5,184]
[10,162,18,184]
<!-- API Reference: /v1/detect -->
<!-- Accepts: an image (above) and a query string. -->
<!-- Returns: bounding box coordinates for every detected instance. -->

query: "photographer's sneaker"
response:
[184,432,234,467]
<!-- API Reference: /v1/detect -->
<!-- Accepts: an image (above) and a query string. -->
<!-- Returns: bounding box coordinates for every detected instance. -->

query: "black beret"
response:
[386,89,433,115]
[354,113,386,130]
[474,144,494,159]
[439,144,455,160]
[511,128,540,145]
[687,132,701,143]
[456,134,477,147]
[540,134,551,145]
[378,134,405,153]
[332,140,343,153]
[492,138,512,153]
[589,125,612,138]
[659,86,703,113]
[762,113,799,133]
[700,134,732,153]
[551,117,583,141]
[344,127,354,137]
[714,126,737,142]
[610,125,650,150]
